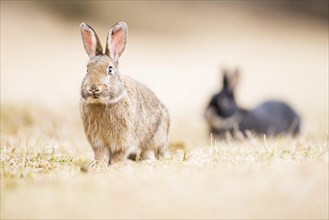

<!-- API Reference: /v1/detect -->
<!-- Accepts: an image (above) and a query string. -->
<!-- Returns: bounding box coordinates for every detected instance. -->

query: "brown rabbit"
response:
[80,22,170,165]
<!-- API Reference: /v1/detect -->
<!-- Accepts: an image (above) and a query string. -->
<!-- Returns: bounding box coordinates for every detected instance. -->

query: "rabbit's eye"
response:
[108,66,113,75]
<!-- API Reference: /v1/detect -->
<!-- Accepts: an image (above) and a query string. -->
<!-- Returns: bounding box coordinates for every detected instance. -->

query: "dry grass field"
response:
[0,105,328,219]
[1,1,328,219]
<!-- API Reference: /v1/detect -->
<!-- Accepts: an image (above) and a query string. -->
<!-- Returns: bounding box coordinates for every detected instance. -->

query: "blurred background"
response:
[1,1,328,147]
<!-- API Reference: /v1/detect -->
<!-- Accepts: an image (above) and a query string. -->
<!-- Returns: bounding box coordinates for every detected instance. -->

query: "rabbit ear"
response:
[80,23,103,57]
[228,69,240,92]
[105,22,128,61]
[222,69,230,89]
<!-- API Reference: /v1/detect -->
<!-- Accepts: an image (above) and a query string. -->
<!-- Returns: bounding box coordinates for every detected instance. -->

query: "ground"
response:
[1,104,328,219]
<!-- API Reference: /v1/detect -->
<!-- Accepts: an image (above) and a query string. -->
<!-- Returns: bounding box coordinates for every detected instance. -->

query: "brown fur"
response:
[79,22,170,165]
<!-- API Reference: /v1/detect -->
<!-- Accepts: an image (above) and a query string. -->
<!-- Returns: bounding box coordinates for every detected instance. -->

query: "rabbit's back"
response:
[123,75,170,148]
[240,101,300,135]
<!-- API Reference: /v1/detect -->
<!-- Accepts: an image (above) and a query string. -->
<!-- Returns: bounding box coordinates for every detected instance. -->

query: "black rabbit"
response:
[205,69,301,138]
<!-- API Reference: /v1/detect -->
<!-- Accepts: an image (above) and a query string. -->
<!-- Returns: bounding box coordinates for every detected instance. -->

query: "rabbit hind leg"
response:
[140,149,156,161]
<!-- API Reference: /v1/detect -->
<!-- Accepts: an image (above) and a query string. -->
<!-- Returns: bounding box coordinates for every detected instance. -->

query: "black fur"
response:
[205,70,301,138]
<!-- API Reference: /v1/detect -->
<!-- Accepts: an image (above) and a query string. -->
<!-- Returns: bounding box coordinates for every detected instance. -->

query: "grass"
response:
[1,104,328,219]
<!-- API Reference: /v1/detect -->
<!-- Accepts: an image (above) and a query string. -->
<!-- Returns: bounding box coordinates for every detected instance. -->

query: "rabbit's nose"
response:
[90,88,100,92]
[88,85,101,96]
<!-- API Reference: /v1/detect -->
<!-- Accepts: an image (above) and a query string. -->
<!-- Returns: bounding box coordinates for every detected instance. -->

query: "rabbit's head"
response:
[207,69,240,118]
[80,22,128,104]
